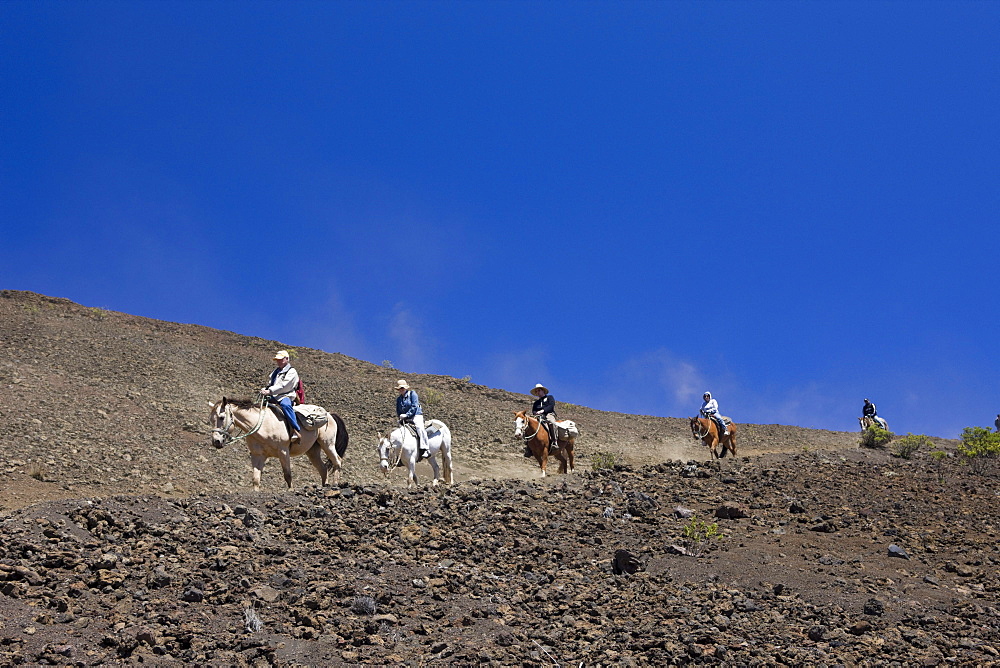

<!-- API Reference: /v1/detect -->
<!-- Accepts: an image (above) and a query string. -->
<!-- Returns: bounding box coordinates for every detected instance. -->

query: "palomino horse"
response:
[859,416,889,431]
[690,416,737,459]
[208,397,348,490]
[514,411,575,476]
[376,419,453,487]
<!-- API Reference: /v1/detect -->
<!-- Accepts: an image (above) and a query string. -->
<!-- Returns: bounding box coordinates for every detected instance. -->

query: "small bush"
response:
[682,517,721,557]
[892,433,932,459]
[859,425,893,449]
[957,426,1000,475]
[422,388,443,407]
[591,451,617,471]
[381,360,395,370]
[26,462,46,481]
[352,595,378,616]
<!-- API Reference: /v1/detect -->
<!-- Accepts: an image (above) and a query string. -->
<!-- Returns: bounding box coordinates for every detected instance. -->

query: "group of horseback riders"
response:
[260,351,926,462]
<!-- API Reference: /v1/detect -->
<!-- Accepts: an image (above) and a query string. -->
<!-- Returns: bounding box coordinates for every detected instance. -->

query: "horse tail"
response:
[331,412,349,457]
[440,423,453,484]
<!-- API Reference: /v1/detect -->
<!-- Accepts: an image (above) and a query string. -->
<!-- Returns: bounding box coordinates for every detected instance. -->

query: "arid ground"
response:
[1,290,997,666]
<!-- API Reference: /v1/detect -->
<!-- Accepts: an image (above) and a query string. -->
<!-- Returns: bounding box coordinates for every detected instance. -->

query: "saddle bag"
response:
[297,407,328,431]
[556,420,579,439]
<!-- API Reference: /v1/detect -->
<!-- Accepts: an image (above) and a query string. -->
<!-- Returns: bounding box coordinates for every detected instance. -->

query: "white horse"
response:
[209,397,348,490]
[859,416,889,431]
[376,419,453,487]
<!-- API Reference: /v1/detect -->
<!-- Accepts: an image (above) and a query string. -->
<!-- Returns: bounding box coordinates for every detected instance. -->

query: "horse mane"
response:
[226,397,259,410]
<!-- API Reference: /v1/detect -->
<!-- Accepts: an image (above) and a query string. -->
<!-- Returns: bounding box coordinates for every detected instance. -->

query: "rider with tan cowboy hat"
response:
[261,350,301,444]
[530,383,559,454]
[396,379,430,459]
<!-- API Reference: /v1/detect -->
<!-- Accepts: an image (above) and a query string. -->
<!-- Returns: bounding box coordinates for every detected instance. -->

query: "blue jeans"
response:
[275,397,300,431]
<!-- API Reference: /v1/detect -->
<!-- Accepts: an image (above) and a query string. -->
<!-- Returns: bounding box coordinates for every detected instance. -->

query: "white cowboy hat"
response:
[531,383,549,397]
[395,379,410,390]
[274,350,290,360]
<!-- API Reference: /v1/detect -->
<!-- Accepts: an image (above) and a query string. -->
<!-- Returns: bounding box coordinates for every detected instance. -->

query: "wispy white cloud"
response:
[387,302,434,373]
[293,287,369,361]
[574,348,713,418]
[482,346,552,396]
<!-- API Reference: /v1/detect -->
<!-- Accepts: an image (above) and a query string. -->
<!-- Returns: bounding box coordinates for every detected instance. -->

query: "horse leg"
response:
[315,425,343,485]
[278,449,293,489]
[442,439,453,485]
[565,439,575,472]
[426,447,442,485]
[250,454,266,491]
[539,442,549,477]
[407,451,419,488]
[306,446,328,486]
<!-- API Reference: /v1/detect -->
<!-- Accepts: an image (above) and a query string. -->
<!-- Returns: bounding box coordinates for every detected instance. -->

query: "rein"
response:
[519,416,542,442]
[213,395,268,445]
[692,418,711,441]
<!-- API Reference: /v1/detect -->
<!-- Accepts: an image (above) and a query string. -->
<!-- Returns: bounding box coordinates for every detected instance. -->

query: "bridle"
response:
[377,429,404,470]
[517,414,542,442]
[691,418,711,442]
[212,395,267,446]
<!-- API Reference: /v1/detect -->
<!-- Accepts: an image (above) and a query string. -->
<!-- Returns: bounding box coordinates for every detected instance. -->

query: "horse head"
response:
[689,416,709,441]
[375,431,395,476]
[513,411,527,438]
[209,397,232,449]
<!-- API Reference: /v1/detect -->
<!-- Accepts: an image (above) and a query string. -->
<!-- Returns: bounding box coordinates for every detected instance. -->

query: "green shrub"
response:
[422,388,443,407]
[682,517,721,557]
[591,451,617,471]
[957,426,1000,475]
[892,433,932,459]
[381,360,395,370]
[859,425,893,448]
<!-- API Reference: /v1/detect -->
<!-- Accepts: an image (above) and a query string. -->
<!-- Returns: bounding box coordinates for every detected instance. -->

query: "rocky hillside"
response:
[0,289,996,666]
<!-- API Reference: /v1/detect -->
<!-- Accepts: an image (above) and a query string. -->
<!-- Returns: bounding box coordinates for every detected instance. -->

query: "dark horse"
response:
[513,410,575,476]
[689,416,737,459]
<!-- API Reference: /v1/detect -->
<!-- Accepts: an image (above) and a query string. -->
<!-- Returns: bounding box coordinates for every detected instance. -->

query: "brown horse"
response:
[209,397,349,490]
[513,411,575,476]
[689,416,737,459]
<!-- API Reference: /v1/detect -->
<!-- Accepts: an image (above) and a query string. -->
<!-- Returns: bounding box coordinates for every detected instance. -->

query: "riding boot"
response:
[289,429,300,445]
[523,445,533,457]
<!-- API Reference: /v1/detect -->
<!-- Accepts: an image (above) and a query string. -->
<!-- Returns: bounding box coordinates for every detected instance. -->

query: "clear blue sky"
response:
[3,1,997,438]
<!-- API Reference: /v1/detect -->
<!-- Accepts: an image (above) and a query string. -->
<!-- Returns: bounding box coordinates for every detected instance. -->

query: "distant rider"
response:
[260,350,301,443]
[862,399,887,429]
[396,379,430,459]
[861,399,889,429]
[700,391,728,436]
[995,414,999,433]
[530,383,559,453]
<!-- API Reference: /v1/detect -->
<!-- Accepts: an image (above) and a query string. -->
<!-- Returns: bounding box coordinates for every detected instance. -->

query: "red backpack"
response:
[295,379,305,405]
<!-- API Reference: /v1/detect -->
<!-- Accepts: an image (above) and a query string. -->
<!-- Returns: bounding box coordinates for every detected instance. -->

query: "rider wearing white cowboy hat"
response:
[395,379,430,459]
[260,350,301,443]
[530,383,559,453]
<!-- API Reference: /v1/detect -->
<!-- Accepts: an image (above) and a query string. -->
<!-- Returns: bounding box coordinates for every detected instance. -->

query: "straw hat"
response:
[395,379,410,390]
[530,383,549,397]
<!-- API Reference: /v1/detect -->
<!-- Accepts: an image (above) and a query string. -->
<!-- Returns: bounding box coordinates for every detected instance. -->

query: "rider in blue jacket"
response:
[396,379,429,459]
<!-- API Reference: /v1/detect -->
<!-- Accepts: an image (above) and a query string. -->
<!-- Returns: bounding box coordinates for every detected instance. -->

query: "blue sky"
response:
[3,1,997,438]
